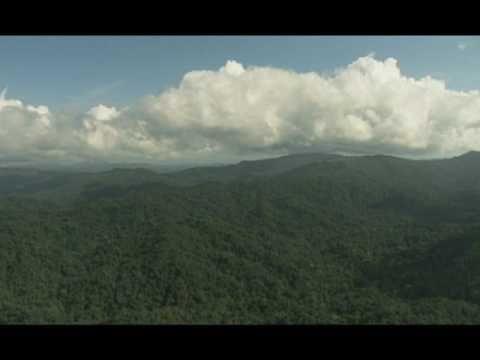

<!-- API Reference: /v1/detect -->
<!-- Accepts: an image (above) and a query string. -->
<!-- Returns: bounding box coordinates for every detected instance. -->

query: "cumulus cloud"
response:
[2,55,480,163]
[0,88,56,158]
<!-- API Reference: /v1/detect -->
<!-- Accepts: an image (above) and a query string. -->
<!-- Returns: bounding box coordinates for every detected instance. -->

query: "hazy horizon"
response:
[4,35,480,326]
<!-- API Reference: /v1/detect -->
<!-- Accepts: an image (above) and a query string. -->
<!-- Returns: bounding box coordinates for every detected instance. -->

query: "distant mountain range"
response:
[2,151,480,324]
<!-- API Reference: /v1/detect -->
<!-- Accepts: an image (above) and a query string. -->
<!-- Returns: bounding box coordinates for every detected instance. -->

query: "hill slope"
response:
[1,152,480,324]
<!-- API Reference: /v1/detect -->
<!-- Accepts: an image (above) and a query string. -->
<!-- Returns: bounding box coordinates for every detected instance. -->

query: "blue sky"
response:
[0,36,478,110]
[2,36,480,163]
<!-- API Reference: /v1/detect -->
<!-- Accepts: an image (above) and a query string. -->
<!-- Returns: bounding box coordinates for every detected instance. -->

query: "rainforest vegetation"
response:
[2,151,480,324]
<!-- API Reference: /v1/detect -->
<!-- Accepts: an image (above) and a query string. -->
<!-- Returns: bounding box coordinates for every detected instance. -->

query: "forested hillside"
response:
[1,152,480,324]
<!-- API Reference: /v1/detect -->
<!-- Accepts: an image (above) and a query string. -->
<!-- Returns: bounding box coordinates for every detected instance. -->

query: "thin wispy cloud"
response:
[458,42,469,51]
[62,80,125,111]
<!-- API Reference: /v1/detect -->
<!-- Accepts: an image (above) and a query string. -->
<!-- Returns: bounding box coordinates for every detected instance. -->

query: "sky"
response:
[1,35,480,164]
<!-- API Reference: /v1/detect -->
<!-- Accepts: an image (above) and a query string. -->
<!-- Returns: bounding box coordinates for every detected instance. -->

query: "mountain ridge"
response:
[2,149,480,323]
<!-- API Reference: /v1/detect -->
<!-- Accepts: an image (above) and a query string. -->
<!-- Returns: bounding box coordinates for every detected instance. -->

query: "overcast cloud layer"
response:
[2,55,480,164]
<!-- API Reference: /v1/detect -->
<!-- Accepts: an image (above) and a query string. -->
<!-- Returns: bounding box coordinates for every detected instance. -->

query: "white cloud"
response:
[3,56,480,163]
[458,42,469,51]
[86,104,121,121]
[0,88,57,157]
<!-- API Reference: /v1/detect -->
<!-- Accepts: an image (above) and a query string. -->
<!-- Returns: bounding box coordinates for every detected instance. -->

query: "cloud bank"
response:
[2,55,480,163]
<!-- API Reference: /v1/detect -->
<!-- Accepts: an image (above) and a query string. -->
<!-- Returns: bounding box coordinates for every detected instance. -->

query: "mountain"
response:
[2,151,480,324]
[163,152,341,185]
